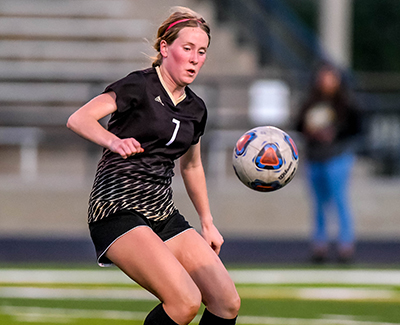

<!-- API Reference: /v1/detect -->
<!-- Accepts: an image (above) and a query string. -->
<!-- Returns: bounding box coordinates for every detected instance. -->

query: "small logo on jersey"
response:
[155,96,164,106]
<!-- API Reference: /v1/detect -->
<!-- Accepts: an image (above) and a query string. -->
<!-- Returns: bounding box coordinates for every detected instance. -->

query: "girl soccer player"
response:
[67,6,240,325]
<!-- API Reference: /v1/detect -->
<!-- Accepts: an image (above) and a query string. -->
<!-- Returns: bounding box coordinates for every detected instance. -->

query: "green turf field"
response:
[0,266,399,325]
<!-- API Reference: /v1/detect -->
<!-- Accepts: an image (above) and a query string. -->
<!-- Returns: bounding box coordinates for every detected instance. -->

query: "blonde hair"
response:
[152,6,211,67]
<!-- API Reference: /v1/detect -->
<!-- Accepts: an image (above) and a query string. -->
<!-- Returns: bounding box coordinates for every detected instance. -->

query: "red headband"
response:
[166,18,202,32]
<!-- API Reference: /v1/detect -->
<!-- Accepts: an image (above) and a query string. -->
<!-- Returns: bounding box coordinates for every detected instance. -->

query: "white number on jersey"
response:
[166,118,181,146]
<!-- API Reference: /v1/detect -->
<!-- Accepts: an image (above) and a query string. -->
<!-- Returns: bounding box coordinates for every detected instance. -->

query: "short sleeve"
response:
[192,103,208,145]
[103,71,145,113]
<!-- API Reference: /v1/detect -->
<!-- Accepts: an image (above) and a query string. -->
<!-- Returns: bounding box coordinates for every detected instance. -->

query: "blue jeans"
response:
[306,153,355,247]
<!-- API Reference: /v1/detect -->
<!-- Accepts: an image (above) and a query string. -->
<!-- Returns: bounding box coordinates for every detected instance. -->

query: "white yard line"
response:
[237,287,399,301]
[0,286,157,300]
[0,269,399,304]
[0,269,132,284]
[1,305,148,322]
[2,306,400,325]
[0,269,400,285]
[237,315,400,325]
[0,285,398,302]
[228,269,400,285]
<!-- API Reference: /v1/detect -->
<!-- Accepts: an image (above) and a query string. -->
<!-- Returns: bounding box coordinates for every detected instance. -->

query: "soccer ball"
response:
[232,126,299,192]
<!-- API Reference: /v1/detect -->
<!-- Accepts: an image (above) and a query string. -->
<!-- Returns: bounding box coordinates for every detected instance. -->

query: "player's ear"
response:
[160,40,168,58]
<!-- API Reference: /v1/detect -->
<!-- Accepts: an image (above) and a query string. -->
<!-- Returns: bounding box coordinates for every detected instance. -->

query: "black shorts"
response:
[89,209,192,266]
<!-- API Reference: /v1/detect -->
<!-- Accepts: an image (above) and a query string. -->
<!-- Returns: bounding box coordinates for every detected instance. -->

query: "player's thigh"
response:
[165,229,240,312]
[105,226,201,304]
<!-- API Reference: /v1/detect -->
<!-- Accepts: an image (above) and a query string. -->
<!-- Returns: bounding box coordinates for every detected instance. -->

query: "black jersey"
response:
[88,67,207,223]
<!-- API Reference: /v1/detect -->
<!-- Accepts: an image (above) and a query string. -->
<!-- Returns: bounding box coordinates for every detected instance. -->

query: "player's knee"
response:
[205,291,241,320]
[176,299,201,324]
[166,288,202,323]
[216,290,241,319]
[226,291,241,318]
[182,295,202,322]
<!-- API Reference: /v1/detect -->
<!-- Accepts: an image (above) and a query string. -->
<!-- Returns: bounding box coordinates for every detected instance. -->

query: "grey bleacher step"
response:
[0,82,95,103]
[0,40,153,62]
[0,61,149,81]
[0,0,141,18]
[0,106,75,126]
[0,17,151,40]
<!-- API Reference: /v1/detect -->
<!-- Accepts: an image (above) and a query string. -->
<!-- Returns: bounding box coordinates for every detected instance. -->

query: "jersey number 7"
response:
[166,118,181,146]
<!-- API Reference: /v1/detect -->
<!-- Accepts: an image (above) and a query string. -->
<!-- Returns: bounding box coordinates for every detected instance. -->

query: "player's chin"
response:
[182,76,196,86]
[184,71,199,83]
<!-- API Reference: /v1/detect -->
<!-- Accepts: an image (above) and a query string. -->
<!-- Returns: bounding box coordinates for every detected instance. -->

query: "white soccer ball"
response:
[232,126,299,192]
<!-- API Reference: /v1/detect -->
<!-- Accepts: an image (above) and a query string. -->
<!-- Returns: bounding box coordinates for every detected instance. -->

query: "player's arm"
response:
[67,92,143,159]
[180,141,224,254]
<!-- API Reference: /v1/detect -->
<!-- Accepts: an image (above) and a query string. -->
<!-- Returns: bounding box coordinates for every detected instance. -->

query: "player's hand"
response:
[109,137,144,159]
[201,222,224,255]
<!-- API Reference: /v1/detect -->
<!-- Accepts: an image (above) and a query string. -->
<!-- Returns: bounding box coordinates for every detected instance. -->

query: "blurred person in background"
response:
[295,63,361,263]
[67,6,239,325]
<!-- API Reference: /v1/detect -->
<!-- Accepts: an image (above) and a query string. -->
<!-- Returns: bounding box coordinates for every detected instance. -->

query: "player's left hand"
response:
[201,223,224,255]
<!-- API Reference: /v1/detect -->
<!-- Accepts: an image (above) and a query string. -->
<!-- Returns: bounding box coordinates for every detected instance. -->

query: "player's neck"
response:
[157,65,185,101]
